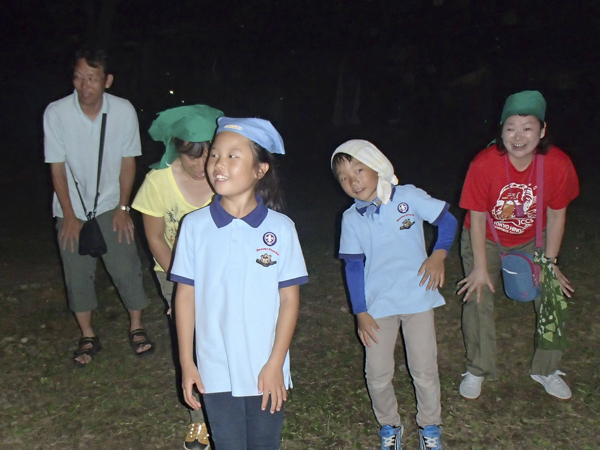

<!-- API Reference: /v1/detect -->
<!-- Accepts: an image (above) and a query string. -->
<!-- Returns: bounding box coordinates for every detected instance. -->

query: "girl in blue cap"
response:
[171,117,308,449]
[132,104,224,450]
[457,91,579,401]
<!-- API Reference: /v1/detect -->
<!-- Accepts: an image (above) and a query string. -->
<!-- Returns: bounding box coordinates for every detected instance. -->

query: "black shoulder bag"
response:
[72,113,108,257]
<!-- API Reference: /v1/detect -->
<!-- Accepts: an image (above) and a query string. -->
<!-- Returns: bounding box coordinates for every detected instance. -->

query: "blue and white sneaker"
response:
[378,425,403,450]
[419,425,443,450]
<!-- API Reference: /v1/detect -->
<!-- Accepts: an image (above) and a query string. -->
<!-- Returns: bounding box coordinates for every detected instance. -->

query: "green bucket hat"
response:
[149,104,224,169]
[500,90,546,124]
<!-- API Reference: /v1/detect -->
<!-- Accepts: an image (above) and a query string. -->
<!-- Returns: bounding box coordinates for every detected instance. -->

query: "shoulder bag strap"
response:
[69,166,88,217]
[91,113,108,218]
[486,211,504,254]
[535,153,544,249]
[67,113,107,220]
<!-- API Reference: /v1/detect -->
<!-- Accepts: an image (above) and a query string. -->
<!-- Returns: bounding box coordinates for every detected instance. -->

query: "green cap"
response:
[500,90,546,124]
[149,104,224,169]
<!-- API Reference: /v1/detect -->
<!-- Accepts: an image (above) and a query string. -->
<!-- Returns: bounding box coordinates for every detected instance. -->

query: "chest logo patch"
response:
[256,253,277,267]
[397,202,409,214]
[263,232,277,246]
[399,218,415,230]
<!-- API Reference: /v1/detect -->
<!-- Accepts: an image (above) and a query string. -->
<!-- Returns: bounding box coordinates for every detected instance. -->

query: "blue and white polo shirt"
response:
[339,185,447,318]
[171,195,308,397]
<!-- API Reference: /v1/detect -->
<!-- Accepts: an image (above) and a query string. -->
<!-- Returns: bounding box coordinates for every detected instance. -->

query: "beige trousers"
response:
[365,310,442,428]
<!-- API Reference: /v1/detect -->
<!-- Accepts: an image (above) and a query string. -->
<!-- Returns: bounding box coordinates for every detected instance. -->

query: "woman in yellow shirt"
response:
[132,104,223,450]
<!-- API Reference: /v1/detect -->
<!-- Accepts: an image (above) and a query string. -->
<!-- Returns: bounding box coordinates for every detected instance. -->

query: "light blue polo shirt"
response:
[44,92,141,220]
[171,196,308,397]
[339,185,447,318]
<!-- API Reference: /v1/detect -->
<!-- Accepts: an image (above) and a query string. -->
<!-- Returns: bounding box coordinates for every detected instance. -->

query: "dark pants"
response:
[56,211,148,312]
[203,392,284,450]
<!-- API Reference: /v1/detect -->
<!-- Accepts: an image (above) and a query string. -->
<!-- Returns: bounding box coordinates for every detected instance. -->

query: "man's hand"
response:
[112,208,134,243]
[50,162,81,252]
[60,215,83,252]
[356,312,380,347]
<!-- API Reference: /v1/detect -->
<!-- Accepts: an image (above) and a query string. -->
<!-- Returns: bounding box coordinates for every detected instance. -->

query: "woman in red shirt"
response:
[457,90,579,401]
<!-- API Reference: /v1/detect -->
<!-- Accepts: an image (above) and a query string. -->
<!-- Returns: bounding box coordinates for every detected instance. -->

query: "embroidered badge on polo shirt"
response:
[256,232,278,267]
[256,253,277,267]
[399,218,415,230]
[263,232,277,246]
[396,202,414,230]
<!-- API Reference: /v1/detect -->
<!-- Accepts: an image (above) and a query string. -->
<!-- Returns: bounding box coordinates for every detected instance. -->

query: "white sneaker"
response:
[459,372,484,399]
[531,370,572,400]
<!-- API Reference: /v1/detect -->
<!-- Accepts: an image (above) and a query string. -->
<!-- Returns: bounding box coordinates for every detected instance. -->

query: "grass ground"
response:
[1,151,598,449]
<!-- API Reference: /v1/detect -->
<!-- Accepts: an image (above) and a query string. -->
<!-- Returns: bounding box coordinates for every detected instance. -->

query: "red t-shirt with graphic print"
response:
[460,144,579,247]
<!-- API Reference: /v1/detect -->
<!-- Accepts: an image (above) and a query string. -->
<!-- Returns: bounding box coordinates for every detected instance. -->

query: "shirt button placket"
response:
[230,220,243,268]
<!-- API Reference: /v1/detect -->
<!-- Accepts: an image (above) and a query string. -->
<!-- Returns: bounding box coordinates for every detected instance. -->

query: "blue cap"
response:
[216,117,285,155]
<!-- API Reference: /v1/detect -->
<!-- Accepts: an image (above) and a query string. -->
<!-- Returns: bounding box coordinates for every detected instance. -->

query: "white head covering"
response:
[331,139,398,204]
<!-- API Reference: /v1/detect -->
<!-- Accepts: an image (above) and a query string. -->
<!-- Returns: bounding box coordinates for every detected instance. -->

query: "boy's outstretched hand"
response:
[356,312,380,347]
[417,249,447,291]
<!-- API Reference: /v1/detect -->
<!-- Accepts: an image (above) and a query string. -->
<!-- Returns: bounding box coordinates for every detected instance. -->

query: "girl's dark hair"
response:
[495,116,551,155]
[173,137,210,158]
[249,141,284,212]
[331,152,354,172]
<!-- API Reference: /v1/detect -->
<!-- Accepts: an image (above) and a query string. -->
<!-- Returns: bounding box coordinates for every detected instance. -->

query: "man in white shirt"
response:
[44,48,152,367]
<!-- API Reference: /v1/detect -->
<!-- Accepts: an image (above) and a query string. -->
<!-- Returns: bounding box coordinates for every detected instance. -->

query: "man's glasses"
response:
[73,74,104,85]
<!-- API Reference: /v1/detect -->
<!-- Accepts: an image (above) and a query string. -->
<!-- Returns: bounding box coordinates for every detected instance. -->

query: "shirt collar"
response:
[72,91,111,119]
[209,195,268,228]
[355,200,378,216]
[355,186,396,216]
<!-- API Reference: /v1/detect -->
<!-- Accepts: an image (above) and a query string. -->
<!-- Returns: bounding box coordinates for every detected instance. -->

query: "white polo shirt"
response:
[171,196,308,397]
[44,91,141,220]
[339,185,447,318]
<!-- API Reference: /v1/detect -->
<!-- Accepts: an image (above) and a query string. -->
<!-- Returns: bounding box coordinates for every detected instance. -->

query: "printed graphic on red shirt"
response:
[492,182,536,235]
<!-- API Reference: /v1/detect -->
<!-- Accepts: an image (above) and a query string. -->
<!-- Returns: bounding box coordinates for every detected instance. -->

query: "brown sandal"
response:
[128,328,155,357]
[73,336,102,367]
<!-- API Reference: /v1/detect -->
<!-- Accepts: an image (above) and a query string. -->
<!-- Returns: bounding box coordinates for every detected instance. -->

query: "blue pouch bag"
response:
[500,251,540,302]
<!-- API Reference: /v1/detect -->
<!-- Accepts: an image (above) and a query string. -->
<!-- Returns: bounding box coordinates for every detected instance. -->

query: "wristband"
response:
[545,255,558,265]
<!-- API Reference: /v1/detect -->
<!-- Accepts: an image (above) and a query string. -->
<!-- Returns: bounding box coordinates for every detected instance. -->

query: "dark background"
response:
[1,6,599,447]
[2,0,599,208]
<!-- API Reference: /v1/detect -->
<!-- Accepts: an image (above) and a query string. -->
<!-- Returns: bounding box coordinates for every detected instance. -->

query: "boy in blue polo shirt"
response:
[332,140,456,450]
